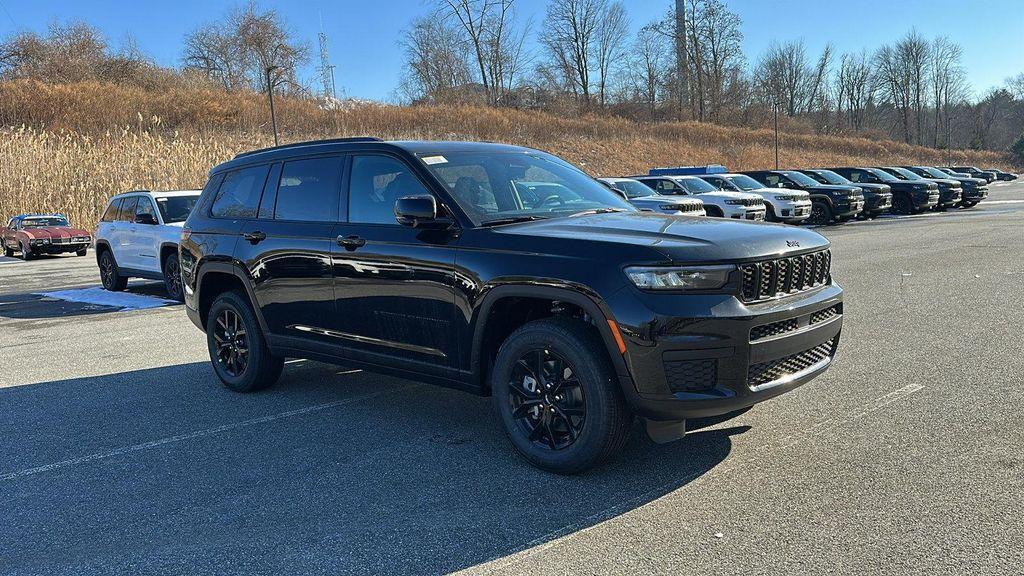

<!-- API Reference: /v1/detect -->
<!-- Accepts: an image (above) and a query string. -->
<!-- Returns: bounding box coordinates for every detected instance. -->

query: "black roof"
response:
[216,138,535,174]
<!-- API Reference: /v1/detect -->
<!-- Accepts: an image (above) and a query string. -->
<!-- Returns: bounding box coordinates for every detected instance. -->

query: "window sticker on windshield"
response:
[421,155,448,165]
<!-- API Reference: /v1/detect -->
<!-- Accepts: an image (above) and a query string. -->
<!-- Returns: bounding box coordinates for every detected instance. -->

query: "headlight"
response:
[775,195,795,201]
[625,265,735,290]
[724,199,744,205]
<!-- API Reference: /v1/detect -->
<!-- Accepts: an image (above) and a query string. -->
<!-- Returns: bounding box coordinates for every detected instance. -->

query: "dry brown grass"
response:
[0,80,1011,230]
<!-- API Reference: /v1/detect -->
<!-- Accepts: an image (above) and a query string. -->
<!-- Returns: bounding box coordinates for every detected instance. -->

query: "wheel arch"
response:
[94,239,113,264]
[194,260,270,337]
[159,242,179,268]
[469,284,633,395]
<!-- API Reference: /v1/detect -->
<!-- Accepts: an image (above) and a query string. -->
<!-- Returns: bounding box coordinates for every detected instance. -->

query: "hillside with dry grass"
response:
[0,80,1012,229]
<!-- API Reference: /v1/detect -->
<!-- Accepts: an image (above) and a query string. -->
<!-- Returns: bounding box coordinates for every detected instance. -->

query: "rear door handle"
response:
[243,231,267,244]
[337,235,366,250]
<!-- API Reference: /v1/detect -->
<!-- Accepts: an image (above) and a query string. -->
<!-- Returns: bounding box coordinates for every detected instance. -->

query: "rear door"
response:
[234,156,343,343]
[329,153,460,367]
[112,196,138,266]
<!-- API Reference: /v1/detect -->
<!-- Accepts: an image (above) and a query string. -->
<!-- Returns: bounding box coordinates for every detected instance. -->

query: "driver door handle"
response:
[243,231,267,244]
[337,235,366,250]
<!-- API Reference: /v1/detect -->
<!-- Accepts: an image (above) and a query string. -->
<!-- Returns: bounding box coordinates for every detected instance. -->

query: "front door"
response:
[234,157,343,343]
[330,154,459,367]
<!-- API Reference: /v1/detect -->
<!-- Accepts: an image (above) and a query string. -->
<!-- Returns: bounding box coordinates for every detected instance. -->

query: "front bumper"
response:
[913,192,939,209]
[864,194,892,214]
[963,188,988,202]
[722,205,766,221]
[937,188,962,207]
[833,198,864,217]
[774,200,812,222]
[27,241,90,254]
[607,282,843,420]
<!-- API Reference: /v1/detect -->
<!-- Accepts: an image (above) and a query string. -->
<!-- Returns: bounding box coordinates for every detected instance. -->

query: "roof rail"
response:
[234,137,383,159]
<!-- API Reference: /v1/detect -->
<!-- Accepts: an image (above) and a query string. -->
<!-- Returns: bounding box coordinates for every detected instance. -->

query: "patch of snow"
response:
[37,287,175,310]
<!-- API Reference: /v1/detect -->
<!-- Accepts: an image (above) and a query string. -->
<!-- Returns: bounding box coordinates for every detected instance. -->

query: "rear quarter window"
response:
[101,199,121,222]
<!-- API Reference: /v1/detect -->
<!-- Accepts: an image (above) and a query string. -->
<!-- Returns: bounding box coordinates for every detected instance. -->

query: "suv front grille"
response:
[664,358,718,393]
[810,305,840,325]
[740,249,831,302]
[678,203,703,213]
[750,318,798,341]
[747,337,837,389]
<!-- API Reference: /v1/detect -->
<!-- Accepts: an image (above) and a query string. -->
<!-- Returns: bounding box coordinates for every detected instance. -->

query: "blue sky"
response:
[1,0,1021,101]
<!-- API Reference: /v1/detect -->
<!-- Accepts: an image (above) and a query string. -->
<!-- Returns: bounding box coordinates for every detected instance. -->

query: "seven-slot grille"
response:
[747,336,838,389]
[735,198,764,207]
[740,249,831,302]
[677,202,703,213]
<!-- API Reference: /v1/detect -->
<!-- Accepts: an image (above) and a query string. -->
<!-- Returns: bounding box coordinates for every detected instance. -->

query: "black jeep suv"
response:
[902,166,987,208]
[798,169,892,219]
[181,138,843,474]
[829,167,938,214]
[742,170,864,225]
[878,166,961,210]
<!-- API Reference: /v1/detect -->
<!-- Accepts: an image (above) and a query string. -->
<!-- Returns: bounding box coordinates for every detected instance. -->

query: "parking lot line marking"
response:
[0,384,418,482]
[979,200,1024,204]
[466,382,927,574]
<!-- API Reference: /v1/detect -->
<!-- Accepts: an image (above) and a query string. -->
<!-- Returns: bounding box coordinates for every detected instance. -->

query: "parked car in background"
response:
[936,167,971,178]
[799,169,892,219]
[902,166,987,208]
[180,138,843,474]
[984,168,1017,181]
[946,166,997,183]
[1,214,91,260]
[697,172,812,224]
[742,170,863,226]
[878,167,961,211]
[829,167,938,215]
[598,177,706,216]
[95,189,201,301]
[632,173,766,220]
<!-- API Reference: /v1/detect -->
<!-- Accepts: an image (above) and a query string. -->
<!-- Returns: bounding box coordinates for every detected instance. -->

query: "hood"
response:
[491,212,829,263]
[926,178,961,187]
[20,226,91,239]
[754,187,810,199]
[805,184,860,194]
[631,196,703,207]
[692,191,762,201]
[853,182,891,194]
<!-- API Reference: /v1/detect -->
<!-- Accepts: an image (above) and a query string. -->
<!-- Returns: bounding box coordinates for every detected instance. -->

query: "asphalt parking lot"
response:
[1,182,1022,575]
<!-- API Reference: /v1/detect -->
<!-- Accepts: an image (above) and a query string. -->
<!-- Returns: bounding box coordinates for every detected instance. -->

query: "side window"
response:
[654,179,681,193]
[118,197,138,222]
[100,200,120,222]
[762,174,780,186]
[274,156,342,222]
[847,170,864,183]
[211,165,270,219]
[349,155,430,225]
[135,197,157,222]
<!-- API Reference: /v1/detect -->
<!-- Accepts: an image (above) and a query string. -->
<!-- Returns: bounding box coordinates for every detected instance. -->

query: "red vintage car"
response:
[1,214,92,260]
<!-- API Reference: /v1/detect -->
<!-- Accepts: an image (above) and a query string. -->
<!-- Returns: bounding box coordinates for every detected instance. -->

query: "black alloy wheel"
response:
[163,254,184,302]
[213,308,249,378]
[808,202,832,226]
[507,348,586,451]
[892,194,912,215]
[99,251,127,291]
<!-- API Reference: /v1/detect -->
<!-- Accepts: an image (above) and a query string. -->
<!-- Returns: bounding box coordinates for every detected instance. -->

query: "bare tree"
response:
[541,0,604,106]
[754,40,810,116]
[399,16,474,103]
[182,23,248,91]
[930,36,965,147]
[234,3,308,92]
[836,50,873,130]
[438,0,525,106]
[594,1,629,107]
[695,0,743,122]
[629,22,668,119]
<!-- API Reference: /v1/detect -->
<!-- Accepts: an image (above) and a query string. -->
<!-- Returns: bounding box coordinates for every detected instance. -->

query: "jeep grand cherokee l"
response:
[181,138,843,474]
[829,167,938,214]
[631,174,767,220]
[798,169,892,219]
[878,167,961,210]
[598,177,707,216]
[743,170,864,225]
[902,166,987,208]
[697,172,812,224]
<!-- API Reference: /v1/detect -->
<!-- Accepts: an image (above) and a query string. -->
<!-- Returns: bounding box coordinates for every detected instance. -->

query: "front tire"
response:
[76,248,88,256]
[807,201,833,226]
[492,317,633,474]
[2,240,14,258]
[98,250,128,291]
[892,194,912,215]
[207,291,283,392]
[20,241,34,261]
[162,253,184,302]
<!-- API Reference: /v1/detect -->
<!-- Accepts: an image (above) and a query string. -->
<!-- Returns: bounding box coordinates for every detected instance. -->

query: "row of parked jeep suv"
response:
[596,163,993,226]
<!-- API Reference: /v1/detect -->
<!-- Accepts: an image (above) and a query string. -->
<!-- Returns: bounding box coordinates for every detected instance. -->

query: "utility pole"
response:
[266,65,280,146]
[774,101,780,169]
[675,0,689,121]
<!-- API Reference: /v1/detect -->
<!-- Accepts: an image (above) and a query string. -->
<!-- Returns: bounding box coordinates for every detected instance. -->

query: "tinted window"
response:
[155,195,200,224]
[646,178,683,194]
[349,155,429,224]
[135,197,157,222]
[118,196,138,222]
[274,157,342,222]
[212,165,270,219]
[677,177,718,193]
[100,199,121,222]
[22,217,70,228]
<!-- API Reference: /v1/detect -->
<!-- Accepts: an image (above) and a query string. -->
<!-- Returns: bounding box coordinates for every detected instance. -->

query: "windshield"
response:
[917,166,950,179]
[725,175,765,191]
[810,170,849,185]
[887,167,923,180]
[607,179,655,199]
[155,195,199,224]
[864,168,899,182]
[781,171,821,187]
[420,151,634,224]
[675,177,718,194]
[22,217,69,228]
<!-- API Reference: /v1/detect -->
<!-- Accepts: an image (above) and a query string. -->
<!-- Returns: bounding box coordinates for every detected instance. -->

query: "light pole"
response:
[773,101,780,170]
[266,65,281,146]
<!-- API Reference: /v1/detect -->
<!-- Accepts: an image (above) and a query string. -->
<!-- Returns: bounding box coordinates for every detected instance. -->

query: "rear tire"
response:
[99,250,128,291]
[162,253,184,302]
[492,317,633,474]
[207,291,284,392]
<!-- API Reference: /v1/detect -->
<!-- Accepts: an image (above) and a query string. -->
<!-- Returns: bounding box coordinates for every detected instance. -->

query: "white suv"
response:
[598,177,707,216]
[698,173,812,224]
[95,190,201,301]
[633,175,766,220]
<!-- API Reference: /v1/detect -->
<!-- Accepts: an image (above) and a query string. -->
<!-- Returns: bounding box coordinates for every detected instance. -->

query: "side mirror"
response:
[135,213,158,225]
[394,195,449,228]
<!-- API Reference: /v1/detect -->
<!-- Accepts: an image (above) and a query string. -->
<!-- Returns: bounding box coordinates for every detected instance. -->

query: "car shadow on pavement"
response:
[0,283,174,320]
[0,360,745,575]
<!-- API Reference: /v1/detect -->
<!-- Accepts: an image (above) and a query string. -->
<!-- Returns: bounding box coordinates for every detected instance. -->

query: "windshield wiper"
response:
[478,215,549,227]
[569,208,628,217]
